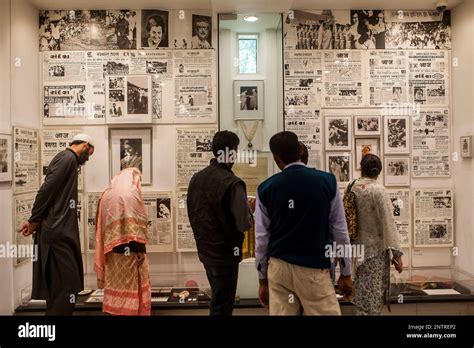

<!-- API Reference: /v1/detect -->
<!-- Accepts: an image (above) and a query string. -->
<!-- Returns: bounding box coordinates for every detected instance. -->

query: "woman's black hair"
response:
[360,154,382,178]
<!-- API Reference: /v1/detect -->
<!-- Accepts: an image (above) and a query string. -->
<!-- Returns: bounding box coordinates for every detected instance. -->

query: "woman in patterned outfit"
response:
[94,167,151,315]
[350,154,403,315]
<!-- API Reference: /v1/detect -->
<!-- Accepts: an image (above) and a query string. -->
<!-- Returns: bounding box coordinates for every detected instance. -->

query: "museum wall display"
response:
[2,2,473,312]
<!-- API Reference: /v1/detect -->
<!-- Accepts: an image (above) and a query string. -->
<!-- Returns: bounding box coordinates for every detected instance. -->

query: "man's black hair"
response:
[212,130,240,157]
[361,154,382,178]
[269,131,300,165]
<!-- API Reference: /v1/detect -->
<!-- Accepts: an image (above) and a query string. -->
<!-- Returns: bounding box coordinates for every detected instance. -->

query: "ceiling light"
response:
[244,15,259,22]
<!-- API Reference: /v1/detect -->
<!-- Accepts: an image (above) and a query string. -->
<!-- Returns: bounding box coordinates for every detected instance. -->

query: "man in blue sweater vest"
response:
[255,131,354,315]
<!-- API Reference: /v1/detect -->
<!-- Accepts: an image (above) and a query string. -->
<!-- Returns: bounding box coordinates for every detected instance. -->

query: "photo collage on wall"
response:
[283,9,453,250]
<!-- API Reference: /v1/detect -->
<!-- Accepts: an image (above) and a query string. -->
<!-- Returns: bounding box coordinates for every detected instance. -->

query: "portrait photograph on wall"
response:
[109,128,152,185]
[354,138,379,170]
[233,80,264,120]
[141,9,169,48]
[191,15,212,49]
[326,153,352,186]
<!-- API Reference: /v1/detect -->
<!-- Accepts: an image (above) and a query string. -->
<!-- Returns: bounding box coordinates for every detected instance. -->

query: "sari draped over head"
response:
[94,168,151,316]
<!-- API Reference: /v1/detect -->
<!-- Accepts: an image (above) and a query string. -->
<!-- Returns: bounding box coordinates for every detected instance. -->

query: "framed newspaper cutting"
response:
[414,188,454,247]
[461,135,472,158]
[176,189,197,252]
[384,157,410,187]
[383,115,410,155]
[142,191,174,252]
[86,192,101,252]
[325,116,352,152]
[13,127,40,194]
[106,75,152,124]
[387,189,411,248]
[109,128,153,185]
[0,134,12,182]
[13,193,36,266]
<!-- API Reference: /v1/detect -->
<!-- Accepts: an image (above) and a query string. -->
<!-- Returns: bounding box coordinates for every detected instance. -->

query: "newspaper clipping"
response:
[408,50,449,105]
[285,108,322,169]
[86,192,101,251]
[412,109,450,177]
[42,51,87,82]
[43,81,105,124]
[387,189,411,247]
[176,127,216,188]
[368,50,408,106]
[41,129,84,189]
[173,50,216,123]
[323,51,364,107]
[142,192,173,252]
[14,193,36,266]
[176,190,196,252]
[13,127,39,194]
[85,51,131,81]
[414,188,453,247]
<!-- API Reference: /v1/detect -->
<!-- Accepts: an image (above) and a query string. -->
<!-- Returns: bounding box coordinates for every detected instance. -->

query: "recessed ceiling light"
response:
[244,15,259,22]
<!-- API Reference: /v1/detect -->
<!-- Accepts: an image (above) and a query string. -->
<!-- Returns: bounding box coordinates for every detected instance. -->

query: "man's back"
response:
[258,164,337,269]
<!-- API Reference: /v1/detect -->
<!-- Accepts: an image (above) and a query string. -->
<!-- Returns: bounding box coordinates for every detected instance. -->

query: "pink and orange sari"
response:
[94,168,151,316]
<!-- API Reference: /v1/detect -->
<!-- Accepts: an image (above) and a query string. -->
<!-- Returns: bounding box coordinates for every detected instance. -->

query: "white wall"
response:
[452,0,474,277]
[0,0,14,315]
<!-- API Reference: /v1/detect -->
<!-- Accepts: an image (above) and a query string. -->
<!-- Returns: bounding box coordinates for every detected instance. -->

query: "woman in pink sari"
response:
[94,168,151,315]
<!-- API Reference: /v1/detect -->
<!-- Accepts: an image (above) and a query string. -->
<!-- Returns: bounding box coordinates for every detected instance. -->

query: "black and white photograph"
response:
[110,128,152,185]
[433,197,452,209]
[39,10,108,51]
[141,9,169,48]
[127,76,149,115]
[384,116,410,154]
[355,138,379,170]
[191,15,212,49]
[234,80,264,120]
[354,115,381,136]
[284,10,362,50]
[105,10,138,49]
[109,77,125,90]
[325,116,352,151]
[326,153,352,186]
[157,198,171,219]
[48,65,65,77]
[461,136,472,158]
[429,224,448,239]
[196,139,212,152]
[0,135,12,182]
[350,10,386,49]
[146,61,168,74]
[385,10,451,49]
[391,198,402,217]
[384,157,410,186]
[120,138,143,172]
[104,61,130,75]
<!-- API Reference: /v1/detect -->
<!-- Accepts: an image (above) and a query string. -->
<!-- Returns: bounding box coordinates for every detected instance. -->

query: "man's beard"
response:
[78,148,89,165]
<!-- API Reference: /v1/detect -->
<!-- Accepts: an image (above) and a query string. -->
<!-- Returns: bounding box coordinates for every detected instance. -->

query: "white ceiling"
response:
[29,0,464,11]
[219,13,282,32]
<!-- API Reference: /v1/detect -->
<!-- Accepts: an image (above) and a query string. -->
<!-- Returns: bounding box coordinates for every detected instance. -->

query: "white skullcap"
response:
[72,133,94,147]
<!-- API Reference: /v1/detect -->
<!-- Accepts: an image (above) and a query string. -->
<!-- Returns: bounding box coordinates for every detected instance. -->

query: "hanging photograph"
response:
[354,115,381,136]
[141,9,169,48]
[233,80,264,120]
[142,192,174,252]
[384,157,410,186]
[461,136,472,158]
[325,116,352,151]
[349,10,387,49]
[354,138,379,170]
[13,127,40,194]
[39,10,108,51]
[383,115,410,154]
[326,153,352,186]
[106,75,152,123]
[0,134,12,182]
[109,128,152,185]
[105,10,139,49]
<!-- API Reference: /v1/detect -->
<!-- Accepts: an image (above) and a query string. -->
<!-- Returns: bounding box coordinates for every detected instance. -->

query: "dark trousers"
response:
[203,263,239,316]
[45,251,75,316]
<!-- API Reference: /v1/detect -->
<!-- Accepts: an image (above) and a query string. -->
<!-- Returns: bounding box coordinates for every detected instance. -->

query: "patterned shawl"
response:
[94,168,148,281]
